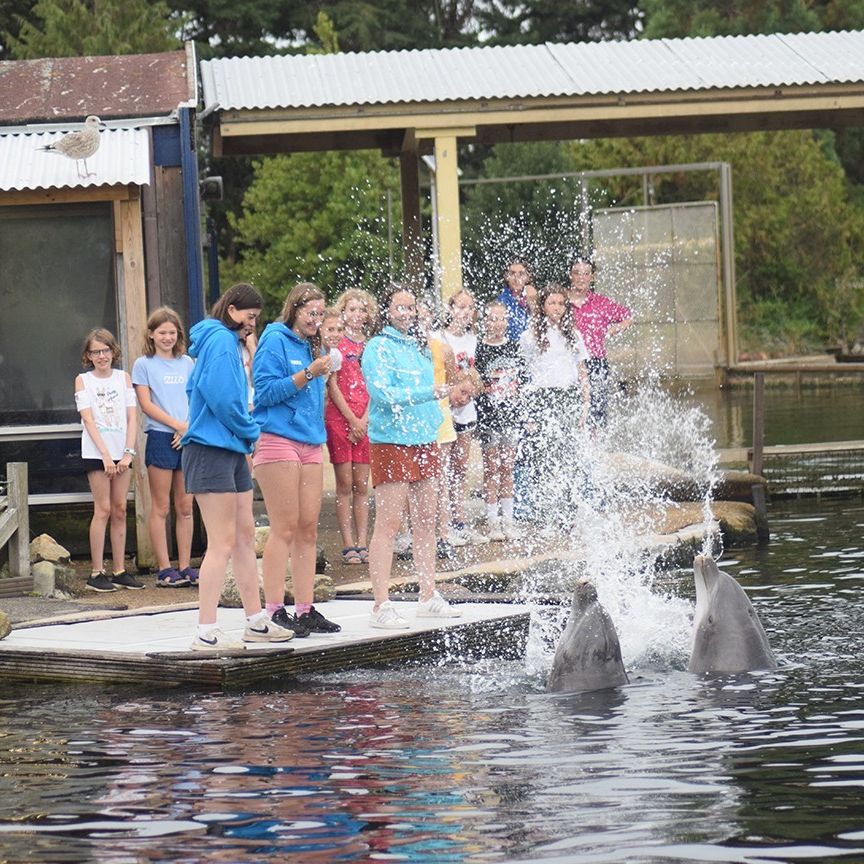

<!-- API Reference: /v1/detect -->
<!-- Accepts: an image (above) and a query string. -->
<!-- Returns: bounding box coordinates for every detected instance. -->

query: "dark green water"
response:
[2,496,864,863]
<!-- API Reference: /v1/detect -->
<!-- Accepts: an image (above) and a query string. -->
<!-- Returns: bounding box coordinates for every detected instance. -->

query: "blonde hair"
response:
[334,288,376,334]
[142,306,187,357]
[446,288,478,329]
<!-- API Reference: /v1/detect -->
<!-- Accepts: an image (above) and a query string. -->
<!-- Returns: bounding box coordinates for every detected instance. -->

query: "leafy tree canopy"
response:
[6,0,179,58]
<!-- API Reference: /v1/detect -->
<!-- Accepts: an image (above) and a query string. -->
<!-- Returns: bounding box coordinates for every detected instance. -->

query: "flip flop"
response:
[341,547,363,565]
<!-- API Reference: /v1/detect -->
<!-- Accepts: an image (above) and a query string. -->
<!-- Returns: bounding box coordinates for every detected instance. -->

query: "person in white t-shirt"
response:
[518,284,591,525]
[441,289,488,546]
[132,307,197,589]
[74,328,140,593]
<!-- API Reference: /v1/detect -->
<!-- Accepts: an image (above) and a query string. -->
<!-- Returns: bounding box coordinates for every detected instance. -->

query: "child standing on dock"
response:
[324,289,375,565]
[475,300,524,541]
[182,283,294,651]
[75,328,142,592]
[132,307,197,588]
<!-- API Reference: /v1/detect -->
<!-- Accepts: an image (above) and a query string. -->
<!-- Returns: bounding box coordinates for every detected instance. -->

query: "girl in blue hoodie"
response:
[182,283,294,651]
[253,282,341,638]
[361,284,462,630]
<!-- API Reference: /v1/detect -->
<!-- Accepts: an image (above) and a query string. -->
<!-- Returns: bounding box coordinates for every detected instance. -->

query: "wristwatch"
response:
[303,368,314,381]
[123,448,136,457]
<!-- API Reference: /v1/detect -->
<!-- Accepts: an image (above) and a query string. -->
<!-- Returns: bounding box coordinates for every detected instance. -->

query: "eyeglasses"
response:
[88,348,112,357]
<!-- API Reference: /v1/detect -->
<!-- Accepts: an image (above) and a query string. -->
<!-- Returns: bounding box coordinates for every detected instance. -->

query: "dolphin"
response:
[689,555,777,674]
[547,579,629,694]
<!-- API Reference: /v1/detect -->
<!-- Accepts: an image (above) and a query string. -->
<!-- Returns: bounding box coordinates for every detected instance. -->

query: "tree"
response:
[477,0,642,45]
[6,0,179,58]
[223,150,401,317]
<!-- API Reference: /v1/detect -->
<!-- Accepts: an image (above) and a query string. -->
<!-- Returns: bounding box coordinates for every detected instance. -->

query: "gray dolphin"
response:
[547,579,630,694]
[689,555,777,674]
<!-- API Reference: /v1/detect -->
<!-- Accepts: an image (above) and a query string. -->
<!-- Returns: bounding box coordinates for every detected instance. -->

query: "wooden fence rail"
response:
[0,462,31,597]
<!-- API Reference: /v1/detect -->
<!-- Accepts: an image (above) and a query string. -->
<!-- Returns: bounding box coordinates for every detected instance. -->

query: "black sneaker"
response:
[436,538,453,560]
[86,572,117,593]
[111,571,145,590]
[301,605,342,633]
[271,605,310,638]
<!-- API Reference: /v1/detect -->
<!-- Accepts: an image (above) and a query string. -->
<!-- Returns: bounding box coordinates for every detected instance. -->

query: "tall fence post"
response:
[750,374,768,535]
[6,462,30,579]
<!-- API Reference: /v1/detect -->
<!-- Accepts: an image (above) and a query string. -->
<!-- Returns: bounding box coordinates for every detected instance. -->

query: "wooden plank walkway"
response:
[0,599,529,689]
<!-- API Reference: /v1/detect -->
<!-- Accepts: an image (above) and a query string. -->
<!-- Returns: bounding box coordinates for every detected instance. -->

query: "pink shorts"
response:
[253,432,323,467]
[325,415,370,465]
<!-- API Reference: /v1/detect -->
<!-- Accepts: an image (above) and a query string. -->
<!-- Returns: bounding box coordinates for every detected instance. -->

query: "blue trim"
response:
[152,125,181,167]
[179,107,205,324]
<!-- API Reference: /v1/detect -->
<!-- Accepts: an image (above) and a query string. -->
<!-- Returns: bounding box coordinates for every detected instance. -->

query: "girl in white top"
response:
[518,284,591,523]
[74,328,140,592]
[441,288,488,546]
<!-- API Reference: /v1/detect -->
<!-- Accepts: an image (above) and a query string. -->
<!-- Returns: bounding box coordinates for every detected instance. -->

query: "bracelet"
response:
[123,447,136,457]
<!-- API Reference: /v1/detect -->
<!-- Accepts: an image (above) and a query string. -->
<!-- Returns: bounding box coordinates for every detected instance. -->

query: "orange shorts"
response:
[369,442,440,487]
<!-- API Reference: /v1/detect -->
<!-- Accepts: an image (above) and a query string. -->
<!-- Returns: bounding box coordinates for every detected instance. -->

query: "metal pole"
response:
[719,162,738,365]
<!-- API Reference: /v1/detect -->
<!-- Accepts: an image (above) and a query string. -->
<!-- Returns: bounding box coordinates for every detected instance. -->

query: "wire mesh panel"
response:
[760,445,864,498]
[593,201,722,379]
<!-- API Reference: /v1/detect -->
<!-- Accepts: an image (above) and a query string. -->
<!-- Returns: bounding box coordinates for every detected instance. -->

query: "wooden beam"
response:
[0,186,132,207]
[399,137,423,290]
[433,134,463,300]
[114,197,154,568]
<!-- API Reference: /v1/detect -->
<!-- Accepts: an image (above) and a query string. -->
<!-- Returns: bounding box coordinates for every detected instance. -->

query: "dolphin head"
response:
[689,555,777,674]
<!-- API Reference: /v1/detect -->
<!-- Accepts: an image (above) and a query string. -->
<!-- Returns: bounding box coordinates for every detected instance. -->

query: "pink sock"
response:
[295,602,312,616]
[266,602,283,616]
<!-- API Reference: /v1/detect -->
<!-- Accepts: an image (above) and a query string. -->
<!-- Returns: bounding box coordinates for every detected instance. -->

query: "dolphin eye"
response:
[707,615,714,625]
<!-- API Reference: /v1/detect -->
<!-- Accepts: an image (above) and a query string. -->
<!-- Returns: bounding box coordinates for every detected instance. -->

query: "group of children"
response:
[75,259,630,645]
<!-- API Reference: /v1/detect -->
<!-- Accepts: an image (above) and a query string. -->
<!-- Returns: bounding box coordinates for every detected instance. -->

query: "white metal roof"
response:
[0,126,150,192]
[200,30,864,113]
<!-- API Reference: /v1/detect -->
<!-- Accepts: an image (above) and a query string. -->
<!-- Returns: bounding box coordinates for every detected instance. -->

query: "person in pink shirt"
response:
[568,255,633,428]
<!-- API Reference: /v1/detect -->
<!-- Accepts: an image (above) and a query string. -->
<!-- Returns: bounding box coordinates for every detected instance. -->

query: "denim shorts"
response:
[145,430,183,470]
[182,442,253,494]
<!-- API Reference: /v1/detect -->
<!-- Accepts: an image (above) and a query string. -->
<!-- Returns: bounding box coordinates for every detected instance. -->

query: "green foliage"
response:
[477,0,641,44]
[6,0,179,58]
[223,150,402,318]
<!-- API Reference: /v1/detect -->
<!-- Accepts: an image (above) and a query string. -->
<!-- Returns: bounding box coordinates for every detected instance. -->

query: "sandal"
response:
[156,567,190,588]
[341,547,363,565]
[178,566,199,586]
[356,546,369,563]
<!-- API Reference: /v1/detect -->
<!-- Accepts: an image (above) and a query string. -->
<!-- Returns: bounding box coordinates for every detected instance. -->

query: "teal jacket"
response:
[182,318,259,454]
[361,326,442,445]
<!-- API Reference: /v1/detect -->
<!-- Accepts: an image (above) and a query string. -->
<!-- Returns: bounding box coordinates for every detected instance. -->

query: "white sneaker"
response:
[370,600,410,630]
[503,519,524,540]
[189,628,245,652]
[416,591,462,618]
[463,526,490,545]
[447,529,469,548]
[487,519,506,542]
[243,617,295,643]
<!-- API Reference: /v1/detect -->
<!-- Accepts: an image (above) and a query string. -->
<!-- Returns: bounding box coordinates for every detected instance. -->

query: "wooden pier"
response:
[0,599,529,689]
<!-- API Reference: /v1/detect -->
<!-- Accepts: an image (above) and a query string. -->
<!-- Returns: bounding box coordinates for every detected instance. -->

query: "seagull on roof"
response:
[38,115,102,178]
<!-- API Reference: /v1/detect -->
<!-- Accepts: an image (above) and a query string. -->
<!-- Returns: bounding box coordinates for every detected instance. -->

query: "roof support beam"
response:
[430,133,463,300]
[399,128,424,290]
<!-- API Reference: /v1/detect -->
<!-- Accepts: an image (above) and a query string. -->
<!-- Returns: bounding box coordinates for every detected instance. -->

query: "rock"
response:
[603,452,705,502]
[254,525,269,557]
[29,533,70,564]
[313,573,336,602]
[650,500,765,546]
[219,558,264,608]
[31,561,55,596]
[714,470,768,502]
[0,609,9,640]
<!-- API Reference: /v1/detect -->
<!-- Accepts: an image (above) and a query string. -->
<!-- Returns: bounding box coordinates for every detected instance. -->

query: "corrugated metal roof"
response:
[0,49,195,125]
[0,126,150,192]
[200,30,864,112]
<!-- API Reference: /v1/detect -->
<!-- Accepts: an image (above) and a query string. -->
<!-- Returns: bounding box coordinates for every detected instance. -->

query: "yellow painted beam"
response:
[433,134,463,300]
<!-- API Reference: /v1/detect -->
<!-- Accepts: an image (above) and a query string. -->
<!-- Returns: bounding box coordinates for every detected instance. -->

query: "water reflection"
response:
[3,499,864,862]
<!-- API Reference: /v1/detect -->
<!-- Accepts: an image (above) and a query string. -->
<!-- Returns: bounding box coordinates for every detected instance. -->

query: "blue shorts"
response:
[182,442,253,494]
[145,430,183,471]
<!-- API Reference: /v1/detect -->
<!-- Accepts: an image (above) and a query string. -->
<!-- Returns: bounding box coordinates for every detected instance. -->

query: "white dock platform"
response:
[0,599,529,688]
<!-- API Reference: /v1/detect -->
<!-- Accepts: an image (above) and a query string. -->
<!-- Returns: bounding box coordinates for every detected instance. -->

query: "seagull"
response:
[39,115,102,178]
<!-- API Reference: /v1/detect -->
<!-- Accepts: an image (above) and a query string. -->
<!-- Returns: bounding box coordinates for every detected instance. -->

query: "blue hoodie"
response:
[252,322,326,445]
[361,326,442,446]
[182,318,260,454]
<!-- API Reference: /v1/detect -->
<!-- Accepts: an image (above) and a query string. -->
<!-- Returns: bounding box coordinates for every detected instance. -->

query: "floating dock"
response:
[0,599,529,689]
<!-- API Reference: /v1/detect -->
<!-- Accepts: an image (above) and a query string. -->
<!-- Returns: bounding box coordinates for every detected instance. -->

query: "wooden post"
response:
[115,195,155,569]
[5,462,29,580]
[399,133,424,291]
[751,372,765,477]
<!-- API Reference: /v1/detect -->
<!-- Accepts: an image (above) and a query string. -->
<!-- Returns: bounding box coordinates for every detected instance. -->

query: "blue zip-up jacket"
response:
[252,322,326,445]
[361,326,442,445]
[497,284,532,342]
[182,318,259,454]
